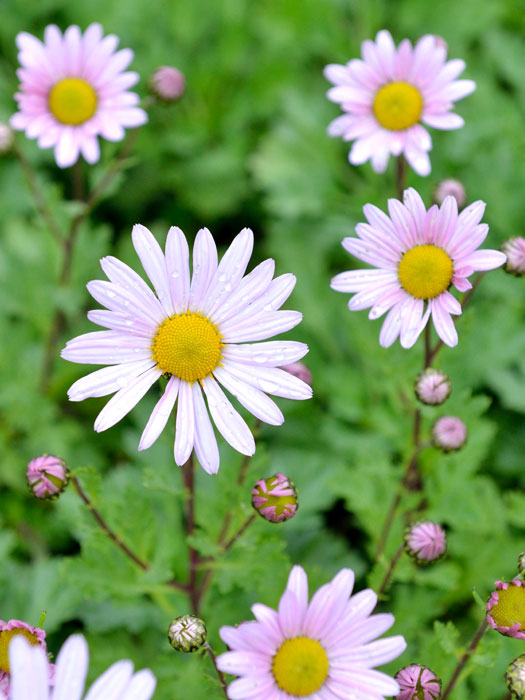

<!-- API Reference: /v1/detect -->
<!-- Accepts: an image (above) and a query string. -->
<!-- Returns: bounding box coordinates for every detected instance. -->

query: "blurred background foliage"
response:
[0,0,525,698]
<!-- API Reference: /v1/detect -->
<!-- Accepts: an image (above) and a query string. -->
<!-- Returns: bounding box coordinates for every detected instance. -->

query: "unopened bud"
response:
[404,521,446,565]
[506,654,525,698]
[432,416,467,452]
[150,66,186,102]
[251,473,298,523]
[434,178,466,208]
[414,368,451,405]
[518,553,525,575]
[0,123,14,154]
[431,35,448,52]
[282,362,312,386]
[168,615,207,652]
[501,238,525,277]
[26,455,69,500]
[395,664,442,700]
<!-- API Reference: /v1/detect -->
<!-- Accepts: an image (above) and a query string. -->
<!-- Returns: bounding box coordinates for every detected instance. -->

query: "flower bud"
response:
[26,455,69,500]
[434,178,466,209]
[432,416,467,452]
[0,123,14,155]
[394,664,442,700]
[414,368,451,406]
[518,553,525,575]
[251,473,298,523]
[506,654,525,698]
[282,362,312,386]
[501,237,525,277]
[487,579,525,639]
[431,35,448,52]
[404,521,446,565]
[150,66,186,102]
[168,615,207,652]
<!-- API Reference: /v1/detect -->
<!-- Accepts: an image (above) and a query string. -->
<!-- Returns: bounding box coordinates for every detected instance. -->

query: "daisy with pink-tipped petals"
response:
[217,564,406,700]
[11,23,147,168]
[331,188,506,349]
[62,225,311,474]
[325,30,476,175]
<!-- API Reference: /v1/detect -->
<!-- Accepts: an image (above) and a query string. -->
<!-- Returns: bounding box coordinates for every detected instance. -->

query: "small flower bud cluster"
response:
[251,473,298,523]
[394,664,441,700]
[404,521,446,565]
[26,455,69,500]
[168,615,207,652]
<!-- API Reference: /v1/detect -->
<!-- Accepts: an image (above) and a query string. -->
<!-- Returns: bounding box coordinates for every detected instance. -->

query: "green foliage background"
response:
[1,0,525,698]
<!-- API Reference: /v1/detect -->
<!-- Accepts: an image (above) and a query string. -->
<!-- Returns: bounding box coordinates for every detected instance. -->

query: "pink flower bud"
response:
[282,362,312,386]
[404,521,446,564]
[501,237,525,277]
[395,664,441,700]
[434,178,466,208]
[26,454,69,499]
[150,66,186,102]
[251,473,298,523]
[414,368,451,405]
[432,416,467,452]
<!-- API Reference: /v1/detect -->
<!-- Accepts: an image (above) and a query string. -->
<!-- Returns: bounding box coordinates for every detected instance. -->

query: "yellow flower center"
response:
[373,81,423,131]
[0,628,41,673]
[48,78,97,125]
[272,637,329,696]
[151,312,223,383]
[398,245,453,299]
[491,585,525,631]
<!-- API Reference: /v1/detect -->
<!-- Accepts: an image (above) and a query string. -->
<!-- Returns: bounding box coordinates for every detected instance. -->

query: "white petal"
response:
[62,330,151,365]
[165,226,190,313]
[221,310,302,343]
[430,298,458,347]
[213,366,284,425]
[174,380,195,465]
[94,367,161,432]
[211,259,275,324]
[222,361,312,400]
[201,376,255,455]
[201,228,254,316]
[87,309,155,337]
[131,224,174,315]
[138,376,180,450]
[9,638,49,700]
[87,279,165,327]
[222,340,308,367]
[68,359,155,400]
[188,228,218,312]
[83,660,133,700]
[231,274,297,323]
[99,256,165,323]
[52,635,89,700]
[192,382,220,474]
[119,669,157,700]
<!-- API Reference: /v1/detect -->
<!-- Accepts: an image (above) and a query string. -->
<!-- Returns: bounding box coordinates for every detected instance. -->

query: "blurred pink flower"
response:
[11,23,147,167]
[325,30,475,175]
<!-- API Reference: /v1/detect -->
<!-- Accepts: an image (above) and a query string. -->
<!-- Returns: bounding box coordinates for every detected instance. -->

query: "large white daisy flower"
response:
[1,634,155,700]
[10,23,147,168]
[325,30,476,175]
[62,226,312,473]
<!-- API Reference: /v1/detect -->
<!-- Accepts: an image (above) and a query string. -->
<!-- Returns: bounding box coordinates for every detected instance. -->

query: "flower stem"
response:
[203,643,229,699]
[181,454,201,614]
[396,155,406,200]
[223,514,256,552]
[378,541,405,596]
[440,618,489,700]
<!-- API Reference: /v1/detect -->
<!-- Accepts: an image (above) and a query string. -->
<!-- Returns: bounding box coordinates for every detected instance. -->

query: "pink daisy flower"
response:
[325,30,475,175]
[331,188,506,348]
[217,565,406,700]
[62,225,311,474]
[10,23,147,168]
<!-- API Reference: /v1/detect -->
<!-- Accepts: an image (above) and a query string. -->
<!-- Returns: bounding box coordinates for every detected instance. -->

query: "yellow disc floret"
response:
[491,585,525,631]
[0,628,41,673]
[373,81,423,131]
[48,78,97,125]
[272,637,329,696]
[151,312,222,383]
[398,245,453,299]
